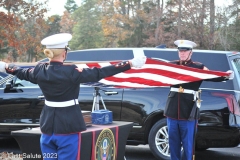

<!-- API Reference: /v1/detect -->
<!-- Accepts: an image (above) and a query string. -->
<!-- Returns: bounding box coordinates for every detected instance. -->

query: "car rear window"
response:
[66,49,134,62]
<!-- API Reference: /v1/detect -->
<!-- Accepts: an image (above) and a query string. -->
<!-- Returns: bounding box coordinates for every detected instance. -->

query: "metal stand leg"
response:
[92,94,99,111]
[99,95,107,110]
[92,87,107,112]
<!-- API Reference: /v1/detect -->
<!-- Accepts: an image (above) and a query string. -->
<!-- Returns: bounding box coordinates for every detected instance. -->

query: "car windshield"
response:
[14,78,38,88]
[0,72,13,88]
[0,74,37,88]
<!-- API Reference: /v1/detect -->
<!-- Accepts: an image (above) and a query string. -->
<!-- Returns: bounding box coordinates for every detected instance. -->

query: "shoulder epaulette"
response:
[63,63,74,66]
[36,62,49,66]
[193,61,203,65]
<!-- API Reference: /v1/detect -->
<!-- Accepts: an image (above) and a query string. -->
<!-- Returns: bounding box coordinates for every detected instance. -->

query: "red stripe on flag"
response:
[110,61,120,65]
[87,63,102,68]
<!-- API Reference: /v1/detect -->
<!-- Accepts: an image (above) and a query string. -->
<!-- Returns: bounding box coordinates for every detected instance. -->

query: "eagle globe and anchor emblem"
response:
[95,128,116,160]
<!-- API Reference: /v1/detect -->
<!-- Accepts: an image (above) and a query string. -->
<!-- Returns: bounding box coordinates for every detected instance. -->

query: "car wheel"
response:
[148,118,170,160]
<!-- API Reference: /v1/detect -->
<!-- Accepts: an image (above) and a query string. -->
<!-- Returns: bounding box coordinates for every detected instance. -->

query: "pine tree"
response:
[64,0,78,13]
[70,0,104,49]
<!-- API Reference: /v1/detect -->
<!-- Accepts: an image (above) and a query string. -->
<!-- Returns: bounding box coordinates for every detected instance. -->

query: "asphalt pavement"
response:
[125,144,240,160]
[0,138,240,160]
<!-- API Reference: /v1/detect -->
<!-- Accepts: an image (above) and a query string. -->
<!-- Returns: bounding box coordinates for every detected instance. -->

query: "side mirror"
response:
[4,80,23,93]
[5,81,12,90]
[4,81,13,93]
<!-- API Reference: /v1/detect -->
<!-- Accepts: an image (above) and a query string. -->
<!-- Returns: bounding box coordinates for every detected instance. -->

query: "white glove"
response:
[131,56,147,68]
[226,70,234,80]
[0,61,6,73]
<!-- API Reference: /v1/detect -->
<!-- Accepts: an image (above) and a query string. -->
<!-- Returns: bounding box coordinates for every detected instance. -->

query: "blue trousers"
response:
[40,133,81,160]
[167,118,197,160]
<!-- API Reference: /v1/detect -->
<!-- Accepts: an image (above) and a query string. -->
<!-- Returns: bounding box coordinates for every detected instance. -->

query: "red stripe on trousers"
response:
[115,126,119,159]
[77,132,81,160]
[91,131,96,160]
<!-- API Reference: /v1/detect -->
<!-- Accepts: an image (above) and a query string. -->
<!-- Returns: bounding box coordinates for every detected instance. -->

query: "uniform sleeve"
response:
[204,76,227,82]
[72,61,131,83]
[6,64,41,84]
[203,64,228,82]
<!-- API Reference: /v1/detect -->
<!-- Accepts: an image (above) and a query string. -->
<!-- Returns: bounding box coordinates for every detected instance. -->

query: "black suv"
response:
[0,48,240,160]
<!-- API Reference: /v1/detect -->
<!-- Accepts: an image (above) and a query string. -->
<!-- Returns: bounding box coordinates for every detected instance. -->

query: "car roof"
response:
[13,62,37,67]
[38,48,239,63]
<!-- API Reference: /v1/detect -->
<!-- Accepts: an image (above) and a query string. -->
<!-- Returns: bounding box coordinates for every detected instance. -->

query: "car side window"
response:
[231,58,240,87]
[232,58,240,75]
[65,49,134,62]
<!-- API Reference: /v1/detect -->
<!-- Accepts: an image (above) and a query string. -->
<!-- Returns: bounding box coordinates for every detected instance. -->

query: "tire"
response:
[148,118,170,160]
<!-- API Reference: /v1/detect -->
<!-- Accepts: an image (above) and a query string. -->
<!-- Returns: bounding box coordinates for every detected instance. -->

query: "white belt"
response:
[170,87,202,108]
[170,87,196,94]
[45,99,79,107]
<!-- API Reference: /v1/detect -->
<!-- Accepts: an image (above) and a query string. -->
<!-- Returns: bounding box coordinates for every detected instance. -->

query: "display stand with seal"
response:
[91,87,128,160]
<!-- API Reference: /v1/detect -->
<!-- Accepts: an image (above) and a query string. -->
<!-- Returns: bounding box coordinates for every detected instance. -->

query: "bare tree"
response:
[209,0,215,49]
[177,0,182,38]
[198,0,206,48]
[155,0,164,46]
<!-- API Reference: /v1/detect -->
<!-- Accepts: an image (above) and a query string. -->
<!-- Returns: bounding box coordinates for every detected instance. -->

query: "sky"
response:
[0,0,233,16]
[42,0,81,16]
[42,0,232,16]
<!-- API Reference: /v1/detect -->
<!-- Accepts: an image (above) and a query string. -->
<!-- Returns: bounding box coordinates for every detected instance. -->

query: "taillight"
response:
[211,92,240,116]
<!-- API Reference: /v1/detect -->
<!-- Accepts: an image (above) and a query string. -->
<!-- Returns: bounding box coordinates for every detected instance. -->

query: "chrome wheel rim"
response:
[155,126,170,157]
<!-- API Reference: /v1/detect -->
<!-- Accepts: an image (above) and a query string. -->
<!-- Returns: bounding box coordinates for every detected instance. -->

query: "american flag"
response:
[77,58,230,88]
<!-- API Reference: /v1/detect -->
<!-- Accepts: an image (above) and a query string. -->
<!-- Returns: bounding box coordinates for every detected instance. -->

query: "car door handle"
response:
[38,95,45,99]
[104,91,118,95]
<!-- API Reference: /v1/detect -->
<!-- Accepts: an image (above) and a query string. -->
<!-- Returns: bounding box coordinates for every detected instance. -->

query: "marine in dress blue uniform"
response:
[164,40,234,160]
[1,33,146,160]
